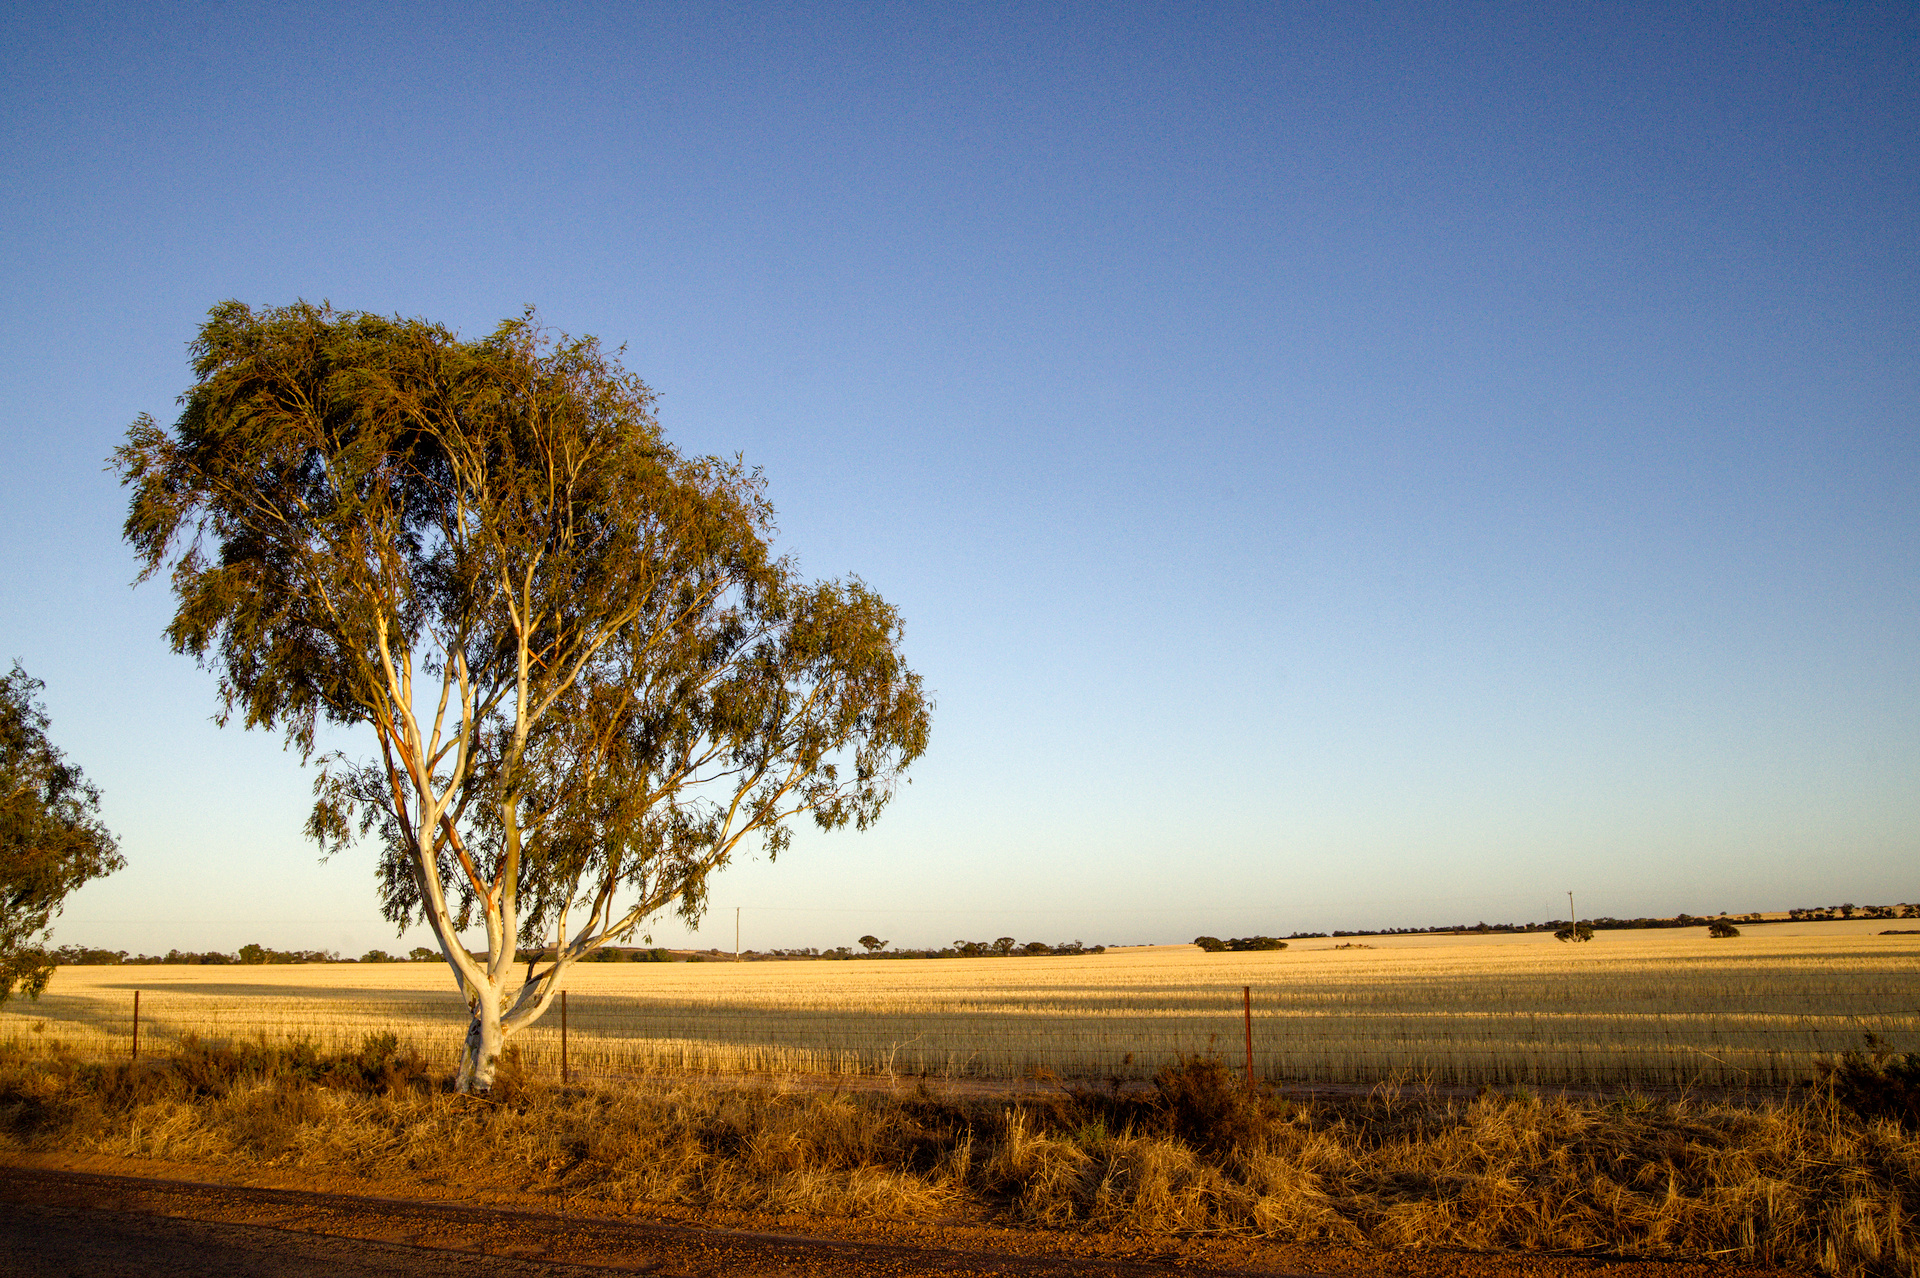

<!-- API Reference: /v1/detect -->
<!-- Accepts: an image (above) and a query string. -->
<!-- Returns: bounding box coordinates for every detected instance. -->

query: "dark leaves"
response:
[0,664,124,1005]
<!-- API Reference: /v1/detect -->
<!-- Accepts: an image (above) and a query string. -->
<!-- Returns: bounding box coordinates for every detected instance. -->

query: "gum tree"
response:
[1,665,124,1004]
[116,302,930,1091]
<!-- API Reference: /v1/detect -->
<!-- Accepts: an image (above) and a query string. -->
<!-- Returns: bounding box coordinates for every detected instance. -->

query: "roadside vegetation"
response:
[0,1035,1913,1275]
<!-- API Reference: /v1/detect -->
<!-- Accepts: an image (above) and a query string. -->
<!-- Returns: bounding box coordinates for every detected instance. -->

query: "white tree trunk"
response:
[455,982,505,1093]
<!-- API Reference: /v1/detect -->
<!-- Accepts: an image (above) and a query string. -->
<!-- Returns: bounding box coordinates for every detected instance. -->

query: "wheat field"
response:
[7,920,1915,1087]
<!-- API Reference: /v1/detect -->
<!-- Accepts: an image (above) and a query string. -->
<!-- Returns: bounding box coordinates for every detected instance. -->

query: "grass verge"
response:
[0,1037,1913,1275]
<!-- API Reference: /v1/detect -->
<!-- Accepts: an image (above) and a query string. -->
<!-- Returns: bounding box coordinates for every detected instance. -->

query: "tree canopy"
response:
[116,301,930,1089]
[1,664,124,1004]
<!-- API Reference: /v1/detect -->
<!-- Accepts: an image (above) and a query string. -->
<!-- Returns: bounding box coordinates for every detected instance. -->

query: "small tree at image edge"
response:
[0,664,123,1004]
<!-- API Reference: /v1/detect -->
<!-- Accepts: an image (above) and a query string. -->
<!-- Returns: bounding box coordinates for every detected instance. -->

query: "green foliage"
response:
[1192,936,1226,952]
[1554,922,1596,942]
[0,664,124,1006]
[1707,921,1740,938]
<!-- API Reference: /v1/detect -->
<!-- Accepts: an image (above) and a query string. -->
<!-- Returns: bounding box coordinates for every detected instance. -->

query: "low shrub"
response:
[1821,1035,1920,1130]
[1147,1053,1285,1152]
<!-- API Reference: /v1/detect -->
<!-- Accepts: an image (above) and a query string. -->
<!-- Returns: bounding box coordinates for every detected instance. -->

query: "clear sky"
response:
[2,2,1914,957]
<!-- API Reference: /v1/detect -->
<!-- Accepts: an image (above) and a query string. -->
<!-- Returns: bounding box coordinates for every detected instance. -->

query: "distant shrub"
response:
[1554,923,1595,943]
[1192,936,1226,952]
[1707,921,1740,938]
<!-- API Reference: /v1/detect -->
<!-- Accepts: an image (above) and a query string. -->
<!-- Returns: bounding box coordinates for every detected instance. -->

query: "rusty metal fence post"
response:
[1243,985,1253,1087]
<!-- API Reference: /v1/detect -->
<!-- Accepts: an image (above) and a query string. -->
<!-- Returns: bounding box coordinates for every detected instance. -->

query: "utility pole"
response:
[1568,891,1576,927]
[735,906,741,961]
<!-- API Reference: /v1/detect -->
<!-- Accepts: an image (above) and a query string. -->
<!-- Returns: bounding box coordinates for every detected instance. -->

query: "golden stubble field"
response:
[7,920,1916,1087]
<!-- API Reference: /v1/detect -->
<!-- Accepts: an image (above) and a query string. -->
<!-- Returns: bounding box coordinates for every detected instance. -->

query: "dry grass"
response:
[0,1038,1913,1276]
[9,922,1916,1088]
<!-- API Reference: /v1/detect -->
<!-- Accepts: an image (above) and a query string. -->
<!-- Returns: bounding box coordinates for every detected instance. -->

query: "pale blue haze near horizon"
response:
[1,2,1914,957]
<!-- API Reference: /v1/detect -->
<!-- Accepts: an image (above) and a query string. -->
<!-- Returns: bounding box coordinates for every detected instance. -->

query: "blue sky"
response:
[2,2,1914,956]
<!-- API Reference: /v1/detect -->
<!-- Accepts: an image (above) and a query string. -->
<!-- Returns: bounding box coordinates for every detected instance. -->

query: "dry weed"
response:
[0,1040,1913,1275]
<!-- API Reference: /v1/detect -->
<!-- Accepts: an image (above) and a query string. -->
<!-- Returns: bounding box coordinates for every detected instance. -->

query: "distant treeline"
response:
[50,943,445,966]
[518,947,685,963]
[55,903,1917,967]
[763,939,1108,959]
[534,941,1113,961]
[1281,903,1919,941]
[1785,904,1914,921]
[54,944,691,967]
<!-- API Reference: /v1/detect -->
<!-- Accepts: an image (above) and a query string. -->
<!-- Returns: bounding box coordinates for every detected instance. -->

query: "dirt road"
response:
[0,1162,1789,1278]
